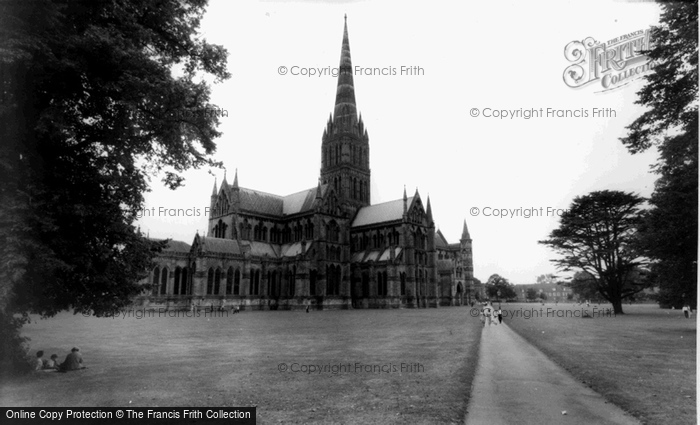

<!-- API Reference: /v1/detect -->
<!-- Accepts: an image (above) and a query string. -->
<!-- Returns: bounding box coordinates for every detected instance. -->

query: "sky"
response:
[137,0,662,285]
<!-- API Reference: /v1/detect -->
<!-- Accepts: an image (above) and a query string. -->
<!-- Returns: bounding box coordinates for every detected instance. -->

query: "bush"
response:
[0,312,32,375]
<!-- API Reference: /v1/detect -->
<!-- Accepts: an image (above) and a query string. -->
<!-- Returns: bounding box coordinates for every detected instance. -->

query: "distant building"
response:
[136,17,474,310]
[514,283,573,303]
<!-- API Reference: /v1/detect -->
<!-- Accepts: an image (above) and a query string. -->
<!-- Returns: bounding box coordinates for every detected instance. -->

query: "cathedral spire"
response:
[333,15,357,126]
[461,219,471,240]
[232,168,239,189]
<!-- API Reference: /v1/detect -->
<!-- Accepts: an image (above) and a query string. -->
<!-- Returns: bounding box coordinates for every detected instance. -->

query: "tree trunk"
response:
[612,299,624,315]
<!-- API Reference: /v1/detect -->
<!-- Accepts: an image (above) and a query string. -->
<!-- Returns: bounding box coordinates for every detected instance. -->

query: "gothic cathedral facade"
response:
[138,17,477,310]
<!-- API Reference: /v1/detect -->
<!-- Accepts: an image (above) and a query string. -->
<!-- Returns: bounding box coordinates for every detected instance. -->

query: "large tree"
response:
[525,288,538,302]
[568,272,610,304]
[0,0,229,371]
[539,191,649,314]
[485,274,517,300]
[619,1,698,309]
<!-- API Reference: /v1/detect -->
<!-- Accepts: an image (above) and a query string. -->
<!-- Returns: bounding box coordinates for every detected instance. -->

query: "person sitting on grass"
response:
[59,347,85,372]
[33,351,45,371]
[44,354,59,370]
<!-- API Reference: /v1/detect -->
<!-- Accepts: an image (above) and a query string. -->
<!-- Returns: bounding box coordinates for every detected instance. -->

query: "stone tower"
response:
[320,15,371,214]
[460,219,476,297]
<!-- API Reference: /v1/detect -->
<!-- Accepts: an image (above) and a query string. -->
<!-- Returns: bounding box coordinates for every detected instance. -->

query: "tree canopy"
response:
[0,0,229,369]
[619,1,698,309]
[485,274,517,300]
[539,190,649,314]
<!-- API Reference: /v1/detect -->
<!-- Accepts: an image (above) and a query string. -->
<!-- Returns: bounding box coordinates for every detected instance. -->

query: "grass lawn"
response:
[0,307,482,424]
[502,302,696,425]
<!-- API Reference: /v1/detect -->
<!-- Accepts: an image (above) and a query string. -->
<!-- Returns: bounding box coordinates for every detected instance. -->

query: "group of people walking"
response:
[480,302,502,326]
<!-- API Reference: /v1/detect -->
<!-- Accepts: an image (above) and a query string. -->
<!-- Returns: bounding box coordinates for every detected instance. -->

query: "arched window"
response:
[400,272,406,296]
[182,266,189,295]
[226,267,234,295]
[214,268,221,294]
[207,268,214,295]
[288,266,296,298]
[377,271,388,296]
[152,266,160,295]
[310,269,317,296]
[251,269,260,295]
[174,267,181,295]
[271,271,278,297]
[305,220,314,239]
[234,269,241,295]
[215,219,227,238]
[417,269,423,296]
[326,265,333,296]
[337,265,341,295]
[328,220,340,243]
[160,267,168,295]
[361,271,369,297]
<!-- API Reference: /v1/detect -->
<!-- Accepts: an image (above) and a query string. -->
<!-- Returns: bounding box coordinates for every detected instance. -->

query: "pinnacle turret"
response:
[426,195,433,221]
[461,219,471,241]
[403,185,408,215]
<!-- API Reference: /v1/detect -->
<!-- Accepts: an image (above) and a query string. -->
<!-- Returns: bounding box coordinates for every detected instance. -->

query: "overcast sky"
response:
[137,0,662,284]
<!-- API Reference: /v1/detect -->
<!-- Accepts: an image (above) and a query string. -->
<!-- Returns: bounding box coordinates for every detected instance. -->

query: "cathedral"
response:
[138,17,477,310]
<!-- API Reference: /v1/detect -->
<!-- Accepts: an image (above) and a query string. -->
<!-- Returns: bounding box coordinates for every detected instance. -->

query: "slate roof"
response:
[192,238,312,259]
[248,241,279,257]
[150,239,191,253]
[238,188,283,216]
[198,236,241,255]
[280,241,309,257]
[233,185,323,217]
[434,230,449,249]
[282,186,322,215]
[352,196,414,228]
[350,247,402,263]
